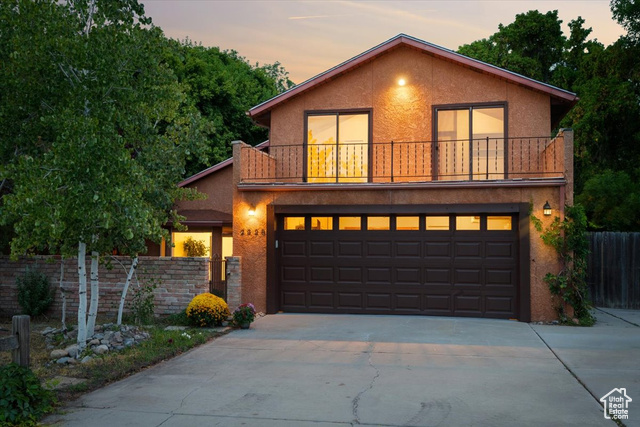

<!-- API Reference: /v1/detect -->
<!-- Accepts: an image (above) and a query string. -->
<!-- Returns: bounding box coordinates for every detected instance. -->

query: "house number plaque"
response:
[240,228,266,237]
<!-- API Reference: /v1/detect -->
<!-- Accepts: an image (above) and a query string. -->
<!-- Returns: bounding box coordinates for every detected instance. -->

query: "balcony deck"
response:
[238,133,567,190]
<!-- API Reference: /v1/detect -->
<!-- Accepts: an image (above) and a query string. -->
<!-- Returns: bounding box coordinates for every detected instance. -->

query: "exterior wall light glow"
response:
[398,78,406,86]
[248,206,256,217]
[543,201,552,216]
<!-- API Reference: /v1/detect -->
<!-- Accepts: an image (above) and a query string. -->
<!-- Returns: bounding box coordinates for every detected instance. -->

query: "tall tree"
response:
[165,41,294,176]
[458,10,565,82]
[0,0,208,348]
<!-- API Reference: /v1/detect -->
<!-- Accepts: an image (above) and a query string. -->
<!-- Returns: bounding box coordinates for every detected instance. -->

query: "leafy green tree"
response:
[0,0,208,348]
[458,10,565,82]
[165,41,294,176]
[611,0,640,41]
[576,169,640,231]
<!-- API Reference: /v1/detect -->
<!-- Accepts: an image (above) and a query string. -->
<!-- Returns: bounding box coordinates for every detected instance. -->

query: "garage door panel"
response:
[338,293,362,309]
[395,267,421,284]
[309,292,333,308]
[425,268,451,285]
[338,241,363,257]
[396,241,421,257]
[485,296,514,315]
[366,293,392,309]
[282,291,306,307]
[338,267,362,282]
[485,241,515,258]
[454,295,482,313]
[425,241,451,257]
[310,266,333,282]
[310,241,334,257]
[282,266,305,282]
[454,241,482,258]
[366,241,392,257]
[282,240,306,257]
[425,295,452,311]
[485,268,514,286]
[366,267,391,284]
[454,268,482,286]
[395,294,421,310]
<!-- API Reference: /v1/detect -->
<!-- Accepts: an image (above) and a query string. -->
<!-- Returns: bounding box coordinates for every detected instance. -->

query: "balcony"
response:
[238,132,569,188]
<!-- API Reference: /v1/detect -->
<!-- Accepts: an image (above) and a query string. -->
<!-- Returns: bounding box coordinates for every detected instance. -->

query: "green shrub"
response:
[165,309,190,326]
[128,278,158,325]
[0,363,56,426]
[183,237,209,257]
[16,268,54,316]
[186,293,229,327]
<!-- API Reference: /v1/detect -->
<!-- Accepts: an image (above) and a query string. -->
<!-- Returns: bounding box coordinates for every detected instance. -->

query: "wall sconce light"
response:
[248,206,256,217]
[398,78,406,86]
[543,201,552,216]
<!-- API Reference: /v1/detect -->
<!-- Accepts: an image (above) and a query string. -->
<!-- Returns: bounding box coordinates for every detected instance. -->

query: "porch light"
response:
[543,201,552,216]
[398,78,406,86]
[248,206,256,217]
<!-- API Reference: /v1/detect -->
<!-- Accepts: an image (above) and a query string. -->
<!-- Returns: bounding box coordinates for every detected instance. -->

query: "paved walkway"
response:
[44,310,640,427]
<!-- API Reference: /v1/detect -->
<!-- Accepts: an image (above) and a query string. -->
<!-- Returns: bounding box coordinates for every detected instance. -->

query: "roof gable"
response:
[248,34,577,127]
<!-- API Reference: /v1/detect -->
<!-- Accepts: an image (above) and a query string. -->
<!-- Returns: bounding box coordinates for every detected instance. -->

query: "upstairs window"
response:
[306,112,370,183]
[435,105,506,180]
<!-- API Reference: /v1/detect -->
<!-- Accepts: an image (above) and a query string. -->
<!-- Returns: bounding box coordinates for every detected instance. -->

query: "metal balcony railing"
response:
[240,136,564,184]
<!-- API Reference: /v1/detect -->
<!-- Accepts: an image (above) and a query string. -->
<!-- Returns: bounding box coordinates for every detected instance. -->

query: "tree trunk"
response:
[59,259,67,332]
[87,251,99,337]
[117,257,139,325]
[77,242,87,350]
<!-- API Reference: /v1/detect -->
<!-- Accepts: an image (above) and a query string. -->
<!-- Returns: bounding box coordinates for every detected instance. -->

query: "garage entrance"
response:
[275,209,525,319]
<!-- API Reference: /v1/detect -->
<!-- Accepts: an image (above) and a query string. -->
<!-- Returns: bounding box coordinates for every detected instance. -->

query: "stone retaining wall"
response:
[0,255,209,319]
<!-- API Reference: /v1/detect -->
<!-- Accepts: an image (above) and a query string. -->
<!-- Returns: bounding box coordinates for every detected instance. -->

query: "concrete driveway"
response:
[45,310,639,427]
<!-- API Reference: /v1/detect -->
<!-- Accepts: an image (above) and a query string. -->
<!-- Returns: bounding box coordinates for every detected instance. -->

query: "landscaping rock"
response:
[67,357,78,365]
[64,344,79,358]
[89,339,100,346]
[51,349,68,359]
[113,331,123,343]
[93,345,109,355]
[124,338,134,347]
[57,357,71,364]
[41,327,57,336]
[81,356,93,364]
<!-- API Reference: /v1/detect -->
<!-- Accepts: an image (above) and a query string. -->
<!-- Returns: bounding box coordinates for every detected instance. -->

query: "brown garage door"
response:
[277,213,519,319]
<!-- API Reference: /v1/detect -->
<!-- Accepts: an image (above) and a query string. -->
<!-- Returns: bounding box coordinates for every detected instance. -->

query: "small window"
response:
[487,216,512,230]
[426,216,450,230]
[311,217,333,230]
[284,217,305,230]
[367,216,390,230]
[396,216,419,230]
[456,216,480,230]
[339,216,361,230]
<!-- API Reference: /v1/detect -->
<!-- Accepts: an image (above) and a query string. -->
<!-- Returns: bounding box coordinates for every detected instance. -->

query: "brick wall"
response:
[0,255,209,320]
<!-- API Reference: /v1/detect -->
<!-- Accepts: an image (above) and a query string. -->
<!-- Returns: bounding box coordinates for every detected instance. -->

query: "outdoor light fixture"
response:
[398,78,406,86]
[543,201,552,216]
[248,206,256,217]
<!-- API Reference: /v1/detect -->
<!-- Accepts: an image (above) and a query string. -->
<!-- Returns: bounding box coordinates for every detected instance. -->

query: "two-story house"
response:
[182,34,577,322]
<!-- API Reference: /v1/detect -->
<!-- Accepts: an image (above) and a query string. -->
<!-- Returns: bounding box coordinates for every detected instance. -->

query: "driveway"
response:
[45,310,639,427]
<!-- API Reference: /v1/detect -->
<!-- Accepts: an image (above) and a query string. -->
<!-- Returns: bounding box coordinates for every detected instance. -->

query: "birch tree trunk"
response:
[77,242,88,350]
[87,251,99,337]
[117,257,139,325]
[59,259,67,332]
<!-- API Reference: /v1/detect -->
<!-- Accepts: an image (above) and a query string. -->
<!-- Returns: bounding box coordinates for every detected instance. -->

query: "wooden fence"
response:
[0,315,30,367]
[587,232,640,309]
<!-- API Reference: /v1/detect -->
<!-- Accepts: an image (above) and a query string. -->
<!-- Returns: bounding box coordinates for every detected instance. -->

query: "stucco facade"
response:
[224,35,576,321]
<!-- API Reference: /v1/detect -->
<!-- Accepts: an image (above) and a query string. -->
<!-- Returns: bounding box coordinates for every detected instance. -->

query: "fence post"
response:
[12,315,30,367]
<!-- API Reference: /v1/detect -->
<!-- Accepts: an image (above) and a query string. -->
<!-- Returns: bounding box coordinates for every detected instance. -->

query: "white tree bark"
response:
[59,259,67,332]
[117,257,139,325]
[87,251,99,337]
[77,242,88,350]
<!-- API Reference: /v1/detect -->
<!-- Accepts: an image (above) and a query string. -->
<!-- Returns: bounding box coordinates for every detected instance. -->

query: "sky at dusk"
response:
[140,1,625,84]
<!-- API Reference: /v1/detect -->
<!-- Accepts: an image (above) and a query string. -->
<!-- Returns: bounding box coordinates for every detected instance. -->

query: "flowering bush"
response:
[186,293,230,327]
[233,303,256,325]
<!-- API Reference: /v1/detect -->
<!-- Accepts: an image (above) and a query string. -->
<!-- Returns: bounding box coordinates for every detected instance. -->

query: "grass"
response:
[0,316,230,405]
